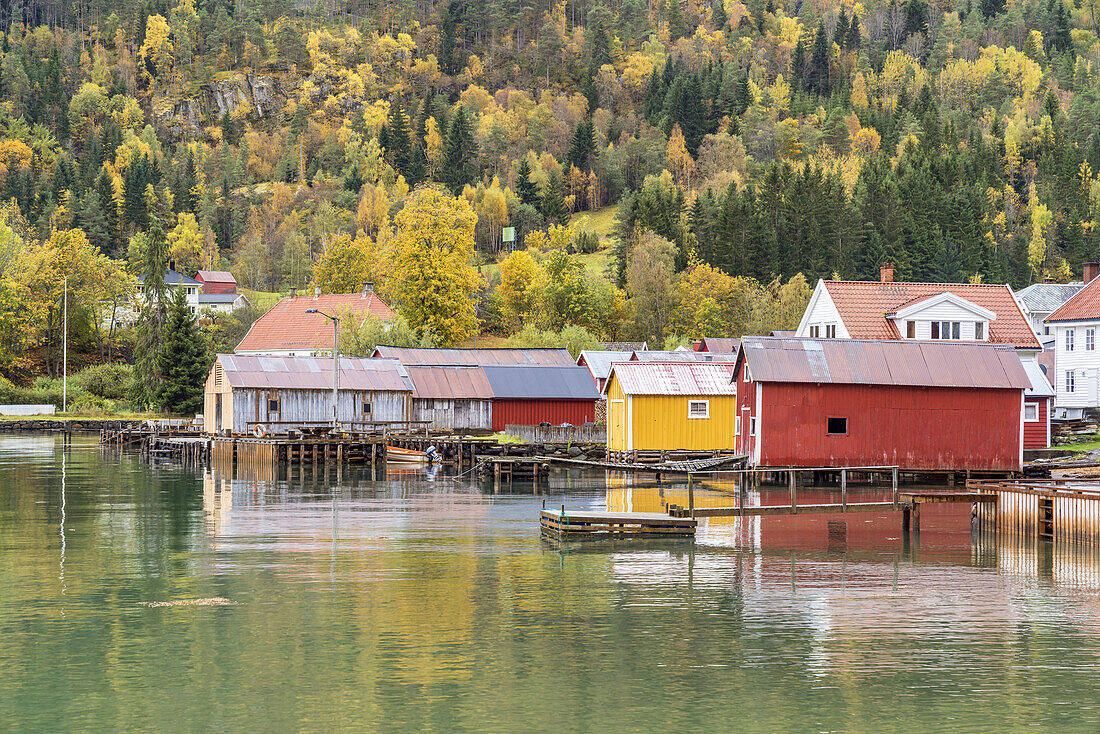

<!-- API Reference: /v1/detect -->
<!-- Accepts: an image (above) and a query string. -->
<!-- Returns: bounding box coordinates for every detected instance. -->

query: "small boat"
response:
[386,446,431,464]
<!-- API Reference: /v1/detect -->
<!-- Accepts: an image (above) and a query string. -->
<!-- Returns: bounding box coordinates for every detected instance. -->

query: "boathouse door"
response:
[610,399,625,451]
[215,394,223,433]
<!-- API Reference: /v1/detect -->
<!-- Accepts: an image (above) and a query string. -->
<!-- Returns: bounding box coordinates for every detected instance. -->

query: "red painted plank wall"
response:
[492,400,597,431]
[756,383,1023,471]
[1023,397,1049,449]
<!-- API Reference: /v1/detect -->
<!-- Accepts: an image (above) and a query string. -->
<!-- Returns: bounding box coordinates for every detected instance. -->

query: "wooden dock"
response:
[540,507,697,539]
[969,479,1100,544]
[542,453,747,476]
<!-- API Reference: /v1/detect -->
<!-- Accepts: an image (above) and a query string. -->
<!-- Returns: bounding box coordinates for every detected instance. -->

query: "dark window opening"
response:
[827,417,848,435]
[906,321,915,338]
[268,398,280,412]
[362,402,373,414]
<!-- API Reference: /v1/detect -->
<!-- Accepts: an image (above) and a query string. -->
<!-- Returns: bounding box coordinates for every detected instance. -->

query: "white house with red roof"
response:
[795,264,1053,448]
[236,285,397,356]
[1045,263,1100,418]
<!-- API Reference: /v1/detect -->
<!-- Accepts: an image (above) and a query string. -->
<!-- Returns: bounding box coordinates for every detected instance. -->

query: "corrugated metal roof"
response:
[196,270,236,283]
[372,347,576,366]
[739,337,1030,389]
[606,362,738,396]
[602,341,648,351]
[404,366,493,399]
[1017,282,1082,314]
[577,350,634,380]
[198,293,245,304]
[630,350,738,363]
[1022,359,1055,398]
[217,355,411,391]
[698,337,740,353]
[482,366,601,399]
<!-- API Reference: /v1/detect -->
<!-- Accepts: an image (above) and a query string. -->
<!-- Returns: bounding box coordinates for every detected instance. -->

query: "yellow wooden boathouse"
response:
[603,361,738,452]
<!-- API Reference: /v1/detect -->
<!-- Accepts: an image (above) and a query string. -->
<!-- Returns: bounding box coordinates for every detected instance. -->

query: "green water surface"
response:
[1,434,1099,732]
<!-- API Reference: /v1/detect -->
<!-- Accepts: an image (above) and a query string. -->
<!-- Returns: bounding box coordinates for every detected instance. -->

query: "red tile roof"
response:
[822,281,1040,349]
[235,293,397,353]
[1047,277,1100,322]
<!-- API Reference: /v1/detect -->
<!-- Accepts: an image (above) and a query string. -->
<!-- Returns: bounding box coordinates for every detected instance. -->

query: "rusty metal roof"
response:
[216,355,412,391]
[630,350,739,363]
[482,366,601,399]
[605,362,738,396]
[372,346,575,366]
[739,337,1030,389]
[698,337,740,353]
[404,366,493,399]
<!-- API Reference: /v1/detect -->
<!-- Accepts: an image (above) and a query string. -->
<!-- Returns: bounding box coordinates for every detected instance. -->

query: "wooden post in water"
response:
[892,467,899,509]
[789,469,797,512]
[688,473,695,518]
[841,469,847,511]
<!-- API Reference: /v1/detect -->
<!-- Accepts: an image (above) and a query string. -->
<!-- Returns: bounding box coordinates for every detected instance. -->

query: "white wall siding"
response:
[1052,322,1100,409]
[796,283,850,338]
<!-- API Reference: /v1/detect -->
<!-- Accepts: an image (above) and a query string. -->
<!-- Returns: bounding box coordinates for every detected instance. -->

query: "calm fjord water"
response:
[2,434,1100,732]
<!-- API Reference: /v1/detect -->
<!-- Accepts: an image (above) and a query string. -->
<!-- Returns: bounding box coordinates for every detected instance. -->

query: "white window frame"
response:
[825,324,836,338]
[1066,328,1075,352]
[809,325,820,338]
[749,416,757,436]
[975,321,985,340]
[906,320,915,338]
[1024,403,1039,421]
[688,400,710,419]
[1066,370,1076,393]
[1088,328,1096,351]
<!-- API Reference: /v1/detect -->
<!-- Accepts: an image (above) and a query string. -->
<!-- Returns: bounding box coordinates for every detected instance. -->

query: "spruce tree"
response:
[540,169,570,225]
[80,190,110,254]
[666,0,688,41]
[155,289,210,415]
[442,106,480,195]
[712,0,728,30]
[132,199,169,409]
[516,157,539,206]
[808,22,830,96]
[567,118,596,171]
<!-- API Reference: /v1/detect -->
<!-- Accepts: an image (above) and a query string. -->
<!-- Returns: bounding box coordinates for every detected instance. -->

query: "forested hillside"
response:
[0,0,1096,396]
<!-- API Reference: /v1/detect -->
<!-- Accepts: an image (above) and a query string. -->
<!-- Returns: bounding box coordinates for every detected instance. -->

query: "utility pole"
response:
[63,277,68,413]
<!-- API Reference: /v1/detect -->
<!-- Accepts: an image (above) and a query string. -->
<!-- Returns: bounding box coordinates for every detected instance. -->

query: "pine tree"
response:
[516,158,539,206]
[80,189,110,254]
[155,288,210,415]
[808,21,830,96]
[846,13,862,49]
[791,39,807,87]
[386,98,414,180]
[834,9,850,46]
[540,169,570,225]
[442,106,480,195]
[711,0,728,30]
[666,0,688,41]
[132,199,170,409]
[567,118,596,170]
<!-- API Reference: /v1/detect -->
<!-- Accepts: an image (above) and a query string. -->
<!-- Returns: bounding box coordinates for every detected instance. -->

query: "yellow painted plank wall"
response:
[606,373,738,451]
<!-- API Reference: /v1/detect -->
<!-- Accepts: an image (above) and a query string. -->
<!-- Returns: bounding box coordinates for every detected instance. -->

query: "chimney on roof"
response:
[290,288,297,297]
[314,286,321,298]
[880,263,894,283]
[362,282,374,296]
[169,259,176,272]
[1085,262,1100,284]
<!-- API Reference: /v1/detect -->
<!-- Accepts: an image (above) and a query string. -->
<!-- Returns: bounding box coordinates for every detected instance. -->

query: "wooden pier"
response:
[969,478,1100,545]
[544,453,747,476]
[540,507,697,540]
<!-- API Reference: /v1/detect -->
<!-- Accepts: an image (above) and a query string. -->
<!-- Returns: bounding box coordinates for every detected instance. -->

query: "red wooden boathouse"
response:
[735,337,1030,472]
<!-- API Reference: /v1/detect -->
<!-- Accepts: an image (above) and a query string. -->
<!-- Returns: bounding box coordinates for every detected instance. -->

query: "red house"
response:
[481,365,600,431]
[735,337,1029,472]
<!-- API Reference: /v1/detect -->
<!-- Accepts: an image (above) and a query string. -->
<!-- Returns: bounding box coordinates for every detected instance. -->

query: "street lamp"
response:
[305,308,340,431]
